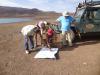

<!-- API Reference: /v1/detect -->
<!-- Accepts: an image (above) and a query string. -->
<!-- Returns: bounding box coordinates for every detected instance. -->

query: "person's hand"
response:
[51,22,58,25]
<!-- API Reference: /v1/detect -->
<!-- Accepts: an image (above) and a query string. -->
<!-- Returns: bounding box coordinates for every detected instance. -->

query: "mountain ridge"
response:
[0,6,60,17]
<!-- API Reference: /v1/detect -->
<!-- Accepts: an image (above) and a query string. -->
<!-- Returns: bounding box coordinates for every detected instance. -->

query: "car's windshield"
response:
[75,8,85,22]
[75,9,85,18]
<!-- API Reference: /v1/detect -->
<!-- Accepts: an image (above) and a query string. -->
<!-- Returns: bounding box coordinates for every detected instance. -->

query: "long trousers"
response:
[61,30,74,46]
[24,35,34,50]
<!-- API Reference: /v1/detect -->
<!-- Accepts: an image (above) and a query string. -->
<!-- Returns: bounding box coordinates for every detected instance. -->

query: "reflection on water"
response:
[0,18,32,24]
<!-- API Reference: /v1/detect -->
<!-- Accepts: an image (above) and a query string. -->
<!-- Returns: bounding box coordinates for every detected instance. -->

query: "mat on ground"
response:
[34,47,59,59]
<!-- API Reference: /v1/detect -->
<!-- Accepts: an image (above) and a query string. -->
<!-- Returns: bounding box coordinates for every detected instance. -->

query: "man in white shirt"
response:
[21,25,41,54]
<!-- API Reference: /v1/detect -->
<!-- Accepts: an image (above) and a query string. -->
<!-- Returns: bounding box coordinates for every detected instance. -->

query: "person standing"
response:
[21,25,41,54]
[56,11,74,47]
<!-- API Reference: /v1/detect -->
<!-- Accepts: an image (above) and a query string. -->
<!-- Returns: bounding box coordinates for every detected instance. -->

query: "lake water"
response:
[0,18,32,24]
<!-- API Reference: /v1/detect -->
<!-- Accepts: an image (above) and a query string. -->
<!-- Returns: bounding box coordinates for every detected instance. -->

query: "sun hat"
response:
[38,21,45,28]
[43,21,48,25]
[62,11,69,16]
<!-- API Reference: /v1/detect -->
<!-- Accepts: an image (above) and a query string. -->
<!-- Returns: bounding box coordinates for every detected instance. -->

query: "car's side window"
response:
[94,9,100,20]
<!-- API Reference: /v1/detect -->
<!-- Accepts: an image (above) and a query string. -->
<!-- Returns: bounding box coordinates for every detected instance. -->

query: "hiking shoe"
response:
[30,48,35,51]
[30,48,33,51]
[25,50,29,54]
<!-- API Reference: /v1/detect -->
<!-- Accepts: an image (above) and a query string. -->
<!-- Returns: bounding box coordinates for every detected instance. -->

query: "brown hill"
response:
[0,6,60,18]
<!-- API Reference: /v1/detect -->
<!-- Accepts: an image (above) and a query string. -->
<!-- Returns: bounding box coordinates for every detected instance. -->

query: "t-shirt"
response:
[47,28,54,36]
[21,25,36,36]
[57,16,74,31]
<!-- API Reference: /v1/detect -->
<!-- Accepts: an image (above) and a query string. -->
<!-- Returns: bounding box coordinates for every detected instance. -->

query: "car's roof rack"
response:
[85,0,100,6]
[77,0,100,9]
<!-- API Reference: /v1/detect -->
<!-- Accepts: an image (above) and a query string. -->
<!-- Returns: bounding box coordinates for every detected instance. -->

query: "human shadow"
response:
[54,42,78,52]
[30,33,100,60]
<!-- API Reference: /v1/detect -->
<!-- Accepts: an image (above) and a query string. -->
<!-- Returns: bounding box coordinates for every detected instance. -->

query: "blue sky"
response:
[0,0,84,12]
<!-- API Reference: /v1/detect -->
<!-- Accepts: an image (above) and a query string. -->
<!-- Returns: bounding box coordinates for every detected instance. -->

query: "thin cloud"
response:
[0,0,84,12]
[0,0,25,8]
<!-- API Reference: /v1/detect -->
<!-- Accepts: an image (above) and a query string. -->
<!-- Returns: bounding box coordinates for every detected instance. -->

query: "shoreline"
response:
[0,16,57,26]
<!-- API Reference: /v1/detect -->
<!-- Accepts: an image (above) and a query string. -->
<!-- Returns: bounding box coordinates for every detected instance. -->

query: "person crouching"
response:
[36,21,47,46]
[21,25,41,54]
[46,26,54,49]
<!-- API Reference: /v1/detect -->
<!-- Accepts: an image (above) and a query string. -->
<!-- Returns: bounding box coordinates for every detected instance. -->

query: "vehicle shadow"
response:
[74,33,100,46]
[58,33,100,51]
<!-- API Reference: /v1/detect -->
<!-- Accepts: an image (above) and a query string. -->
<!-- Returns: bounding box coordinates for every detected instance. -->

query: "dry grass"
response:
[0,16,100,75]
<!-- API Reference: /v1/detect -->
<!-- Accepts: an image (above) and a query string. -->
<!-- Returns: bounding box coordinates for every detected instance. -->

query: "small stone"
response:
[83,62,87,65]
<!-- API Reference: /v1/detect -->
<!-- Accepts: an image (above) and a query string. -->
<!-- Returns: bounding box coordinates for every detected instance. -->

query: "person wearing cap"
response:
[21,25,41,54]
[56,11,75,47]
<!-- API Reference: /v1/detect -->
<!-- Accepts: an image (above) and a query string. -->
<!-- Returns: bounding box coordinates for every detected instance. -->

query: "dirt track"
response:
[0,22,100,75]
